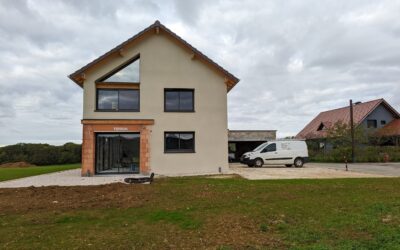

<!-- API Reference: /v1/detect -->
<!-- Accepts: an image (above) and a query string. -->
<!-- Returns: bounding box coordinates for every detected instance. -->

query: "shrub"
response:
[307,120,400,163]
[309,145,400,163]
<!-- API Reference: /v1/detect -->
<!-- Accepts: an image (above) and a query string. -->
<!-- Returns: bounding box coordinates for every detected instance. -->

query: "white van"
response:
[240,140,309,168]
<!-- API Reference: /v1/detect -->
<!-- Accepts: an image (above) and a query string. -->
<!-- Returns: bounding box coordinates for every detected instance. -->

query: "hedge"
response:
[309,145,400,163]
[0,143,81,166]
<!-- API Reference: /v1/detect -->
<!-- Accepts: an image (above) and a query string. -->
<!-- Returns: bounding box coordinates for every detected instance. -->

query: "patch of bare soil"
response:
[201,214,284,249]
[0,183,155,213]
[0,181,286,248]
[207,174,238,179]
[0,161,35,168]
[155,214,284,249]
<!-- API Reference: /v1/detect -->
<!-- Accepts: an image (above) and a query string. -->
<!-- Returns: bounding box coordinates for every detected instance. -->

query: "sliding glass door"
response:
[95,133,140,174]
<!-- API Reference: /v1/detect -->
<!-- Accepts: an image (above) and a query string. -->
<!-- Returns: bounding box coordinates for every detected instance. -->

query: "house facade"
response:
[69,21,239,176]
[296,98,400,140]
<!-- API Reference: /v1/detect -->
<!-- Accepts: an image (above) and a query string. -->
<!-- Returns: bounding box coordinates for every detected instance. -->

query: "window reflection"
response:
[97,89,139,111]
[165,132,194,152]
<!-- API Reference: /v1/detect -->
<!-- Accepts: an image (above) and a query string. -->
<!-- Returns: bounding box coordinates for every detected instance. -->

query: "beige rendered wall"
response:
[82,31,229,176]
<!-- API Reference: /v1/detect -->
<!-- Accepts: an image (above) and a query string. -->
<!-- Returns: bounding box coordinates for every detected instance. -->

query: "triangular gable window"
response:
[98,56,140,83]
[317,122,325,131]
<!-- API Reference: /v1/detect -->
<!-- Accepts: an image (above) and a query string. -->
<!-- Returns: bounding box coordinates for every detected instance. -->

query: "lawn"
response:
[0,177,399,249]
[0,164,80,182]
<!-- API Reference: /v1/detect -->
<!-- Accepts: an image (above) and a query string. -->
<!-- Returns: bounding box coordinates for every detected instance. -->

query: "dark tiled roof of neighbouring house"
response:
[69,20,239,91]
[296,98,400,139]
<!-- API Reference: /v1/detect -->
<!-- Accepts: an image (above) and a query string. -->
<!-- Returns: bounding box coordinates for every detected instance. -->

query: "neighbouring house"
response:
[69,21,239,176]
[228,130,276,161]
[296,98,400,145]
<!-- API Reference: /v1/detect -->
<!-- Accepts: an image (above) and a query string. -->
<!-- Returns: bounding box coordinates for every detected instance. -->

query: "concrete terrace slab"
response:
[0,169,150,188]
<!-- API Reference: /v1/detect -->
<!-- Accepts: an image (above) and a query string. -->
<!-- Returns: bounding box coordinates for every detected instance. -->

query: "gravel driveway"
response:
[229,162,399,180]
[0,169,150,188]
[1,162,398,188]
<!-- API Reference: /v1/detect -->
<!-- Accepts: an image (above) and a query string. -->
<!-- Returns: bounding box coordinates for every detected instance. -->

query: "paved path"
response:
[307,162,400,177]
[0,169,149,188]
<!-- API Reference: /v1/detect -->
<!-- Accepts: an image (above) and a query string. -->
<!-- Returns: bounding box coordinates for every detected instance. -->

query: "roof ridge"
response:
[319,98,383,114]
[69,20,239,90]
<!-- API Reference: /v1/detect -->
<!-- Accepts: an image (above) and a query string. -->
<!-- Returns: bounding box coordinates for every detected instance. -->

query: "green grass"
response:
[1,177,400,249]
[0,164,80,182]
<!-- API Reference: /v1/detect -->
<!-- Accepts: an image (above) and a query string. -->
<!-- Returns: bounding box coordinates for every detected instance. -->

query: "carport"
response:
[228,130,276,161]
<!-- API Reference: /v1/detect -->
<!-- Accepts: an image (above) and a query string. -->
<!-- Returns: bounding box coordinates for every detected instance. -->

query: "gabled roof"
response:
[377,119,400,137]
[69,20,239,91]
[296,98,400,139]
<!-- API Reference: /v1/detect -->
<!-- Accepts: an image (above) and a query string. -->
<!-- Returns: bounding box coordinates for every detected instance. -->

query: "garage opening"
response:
[95,133,140,174]
[228,130,276,162]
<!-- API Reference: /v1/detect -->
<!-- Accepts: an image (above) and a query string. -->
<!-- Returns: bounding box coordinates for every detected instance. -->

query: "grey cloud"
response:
[0,0,400,145]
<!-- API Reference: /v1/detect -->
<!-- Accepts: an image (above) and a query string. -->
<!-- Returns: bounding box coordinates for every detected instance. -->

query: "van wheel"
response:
[294,158,304,168]
[285,164,293,167]
[254,158,264,168]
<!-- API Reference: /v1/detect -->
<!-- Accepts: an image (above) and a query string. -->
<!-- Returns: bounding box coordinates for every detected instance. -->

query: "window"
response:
[98,56,140,83]
[262,143,276,153]
[164,89,194,112]
[254,142,268,152]
[381,120,387,126]
[317,122,325,131]
[164,132,195,153]
[96,133,140,174]
[97,89,139,111]
[367,119,377,128]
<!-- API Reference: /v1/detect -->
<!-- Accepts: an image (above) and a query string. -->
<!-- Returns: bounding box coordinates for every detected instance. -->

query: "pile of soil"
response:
[0,161,35,168]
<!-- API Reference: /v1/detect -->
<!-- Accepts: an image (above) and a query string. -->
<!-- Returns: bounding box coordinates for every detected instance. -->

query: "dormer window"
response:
[317,122,325,131]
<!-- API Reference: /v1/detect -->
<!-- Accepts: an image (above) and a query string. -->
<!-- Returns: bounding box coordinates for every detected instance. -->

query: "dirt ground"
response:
[1,176,399,249]
[0,180,283,249]
[0,161,35,168]
[0,183,154,213]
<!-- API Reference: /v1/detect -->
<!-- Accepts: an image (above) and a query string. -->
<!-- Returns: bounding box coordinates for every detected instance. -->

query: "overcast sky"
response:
[1,0,400,145]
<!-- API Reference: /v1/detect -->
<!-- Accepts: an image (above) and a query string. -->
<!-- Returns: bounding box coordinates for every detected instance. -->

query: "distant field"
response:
[0,164,80,182]
[0,177,399,249]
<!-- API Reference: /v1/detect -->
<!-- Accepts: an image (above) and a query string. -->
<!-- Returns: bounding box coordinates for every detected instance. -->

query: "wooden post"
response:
[350,99,355,163]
